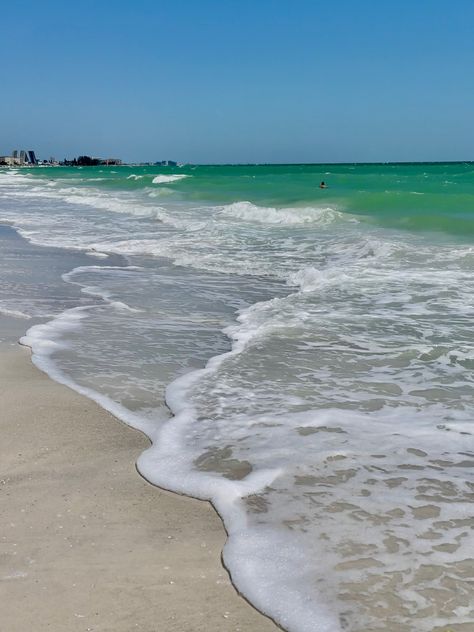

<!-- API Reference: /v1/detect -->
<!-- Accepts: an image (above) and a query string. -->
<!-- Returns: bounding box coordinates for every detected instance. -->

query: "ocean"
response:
[0,163,473,632]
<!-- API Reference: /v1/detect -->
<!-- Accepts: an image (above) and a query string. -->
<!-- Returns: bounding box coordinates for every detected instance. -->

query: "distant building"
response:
[0,148,40,166]
[0,156,16,166]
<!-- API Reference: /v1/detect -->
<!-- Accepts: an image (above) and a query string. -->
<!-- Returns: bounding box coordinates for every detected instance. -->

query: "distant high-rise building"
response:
[28,150,37,165]
[12,150,18,159]
[19,150,27,164]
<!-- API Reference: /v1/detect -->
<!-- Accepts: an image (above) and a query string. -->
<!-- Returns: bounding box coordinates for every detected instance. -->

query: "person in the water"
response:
[319,181,327,188]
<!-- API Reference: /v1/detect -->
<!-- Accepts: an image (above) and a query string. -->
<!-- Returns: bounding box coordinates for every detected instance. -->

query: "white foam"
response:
[287,266,352,292]
[20,308,88,354]
[220,201,344,225]
[63,265,145,311]
[146,187,175,197]
[152,174,189,184]
[85,250,109,258]
[20,308,154,437]
[0,307,31,319]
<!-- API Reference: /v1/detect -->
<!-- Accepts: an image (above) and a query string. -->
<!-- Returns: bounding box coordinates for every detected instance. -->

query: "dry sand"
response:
[0,346,280,632]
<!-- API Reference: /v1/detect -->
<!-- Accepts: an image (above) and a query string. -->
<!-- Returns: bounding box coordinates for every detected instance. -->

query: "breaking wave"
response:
[152,174,190,184]
[220,201,347,225]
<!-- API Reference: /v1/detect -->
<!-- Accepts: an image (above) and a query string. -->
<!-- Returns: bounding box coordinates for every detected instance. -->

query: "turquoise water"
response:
[1,164,473,632]
[25,161,474,236]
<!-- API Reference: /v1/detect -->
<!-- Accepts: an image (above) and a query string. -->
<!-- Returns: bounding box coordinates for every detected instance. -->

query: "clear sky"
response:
[1,0,473,164]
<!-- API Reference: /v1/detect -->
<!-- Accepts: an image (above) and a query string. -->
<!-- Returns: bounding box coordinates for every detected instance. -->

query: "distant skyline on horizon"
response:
[1,0,473,164]
[4,157,474,167]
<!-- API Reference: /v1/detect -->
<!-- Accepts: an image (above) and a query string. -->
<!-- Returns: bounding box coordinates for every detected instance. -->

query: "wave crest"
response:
[220,201,344,225]
[152,174,190,184]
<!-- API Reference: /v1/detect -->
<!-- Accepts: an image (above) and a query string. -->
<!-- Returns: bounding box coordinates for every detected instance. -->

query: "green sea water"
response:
[24,161,474,238]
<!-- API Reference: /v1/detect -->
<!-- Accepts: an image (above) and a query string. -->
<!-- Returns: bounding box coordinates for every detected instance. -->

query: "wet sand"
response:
[0,346,279,632]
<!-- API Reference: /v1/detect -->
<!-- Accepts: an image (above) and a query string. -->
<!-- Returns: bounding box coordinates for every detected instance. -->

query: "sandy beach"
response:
[0,346,280,632]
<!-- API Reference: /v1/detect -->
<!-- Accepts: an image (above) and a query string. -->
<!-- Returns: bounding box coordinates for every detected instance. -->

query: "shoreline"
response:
[1,345,279,632]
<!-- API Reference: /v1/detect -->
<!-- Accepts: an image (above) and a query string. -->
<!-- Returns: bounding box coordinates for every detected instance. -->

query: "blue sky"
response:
[1,0,473,163]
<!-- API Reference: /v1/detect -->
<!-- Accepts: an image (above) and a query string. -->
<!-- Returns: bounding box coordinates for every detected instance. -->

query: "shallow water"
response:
[1,164,473,631]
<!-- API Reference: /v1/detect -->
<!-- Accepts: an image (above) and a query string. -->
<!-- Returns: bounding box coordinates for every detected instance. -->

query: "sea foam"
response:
[152,174,189,184]
[220,200,344,225]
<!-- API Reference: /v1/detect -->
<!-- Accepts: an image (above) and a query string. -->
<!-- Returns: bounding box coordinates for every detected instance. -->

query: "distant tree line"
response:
[61,156,122,166]
[62,156,101,166]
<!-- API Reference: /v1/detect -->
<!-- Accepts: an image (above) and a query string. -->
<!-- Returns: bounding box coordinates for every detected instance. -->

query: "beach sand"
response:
[0,346,280,632]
